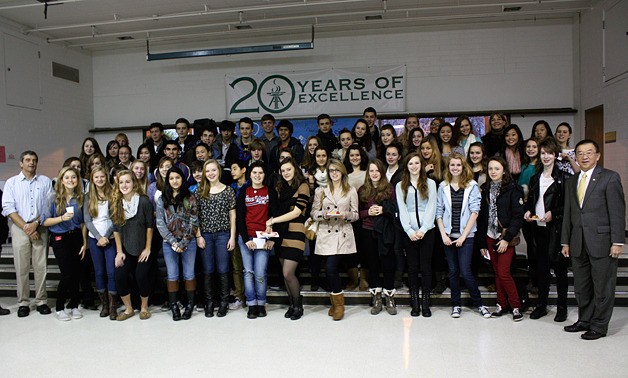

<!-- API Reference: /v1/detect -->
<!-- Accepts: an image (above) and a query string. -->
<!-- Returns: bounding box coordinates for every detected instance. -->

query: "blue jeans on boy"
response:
[162,239,197,281]
[238,236,270,306]
[88,237,117,293]
[443,237,483,307]
[200,231,230,274]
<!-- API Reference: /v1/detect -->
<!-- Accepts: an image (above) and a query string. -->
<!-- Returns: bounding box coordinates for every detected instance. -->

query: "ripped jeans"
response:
[238,236,271,306]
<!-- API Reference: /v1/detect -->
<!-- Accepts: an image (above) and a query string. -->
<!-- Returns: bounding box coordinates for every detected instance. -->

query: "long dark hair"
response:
[400,152,429,201]
[276,157,306,194]
[344,144,368,173]
[352,119,374,152]
[162,166,191,209]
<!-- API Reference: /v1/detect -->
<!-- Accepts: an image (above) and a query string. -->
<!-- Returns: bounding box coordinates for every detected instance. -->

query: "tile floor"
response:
[1,299,627,377]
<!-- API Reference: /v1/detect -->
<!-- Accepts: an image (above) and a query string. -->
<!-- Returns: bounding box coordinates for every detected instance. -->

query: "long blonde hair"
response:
[197,159,222,199]
[444,153,474,188]
[326,159,350,196]
[419,136,443,181]
[110,170,140,226]
[54,166,84,214]
[87,167,112,218]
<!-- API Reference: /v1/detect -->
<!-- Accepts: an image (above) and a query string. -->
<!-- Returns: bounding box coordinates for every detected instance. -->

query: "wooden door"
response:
[584,105,604,167]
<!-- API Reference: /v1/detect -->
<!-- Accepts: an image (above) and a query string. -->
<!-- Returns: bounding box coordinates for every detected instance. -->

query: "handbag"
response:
[304,190,325,241]
[498,219,521,247]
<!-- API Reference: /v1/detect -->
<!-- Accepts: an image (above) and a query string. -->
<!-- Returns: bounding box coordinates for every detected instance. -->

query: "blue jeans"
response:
[200,231,231,274]
[88,237,117,293]
[163,239,197,281]
[238,236,270,306]
[443,237,483,307]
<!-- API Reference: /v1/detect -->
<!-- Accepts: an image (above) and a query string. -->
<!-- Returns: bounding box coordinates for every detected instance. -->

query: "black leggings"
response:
[362,229,395,290]
[345,220,368,269]
[534,225,568,307]
[115,251,152,297]
[402,229,435,291]
[51,230,83,311]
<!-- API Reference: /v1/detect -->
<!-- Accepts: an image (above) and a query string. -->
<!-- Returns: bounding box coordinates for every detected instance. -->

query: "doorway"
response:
[584,105,604,166]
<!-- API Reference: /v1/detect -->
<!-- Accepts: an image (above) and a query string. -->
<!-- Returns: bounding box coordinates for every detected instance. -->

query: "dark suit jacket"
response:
[561,165,625,258]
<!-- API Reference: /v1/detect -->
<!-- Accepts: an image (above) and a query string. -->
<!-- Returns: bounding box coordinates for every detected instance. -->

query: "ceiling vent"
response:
[52,62,79,83]
[365,15,383,20]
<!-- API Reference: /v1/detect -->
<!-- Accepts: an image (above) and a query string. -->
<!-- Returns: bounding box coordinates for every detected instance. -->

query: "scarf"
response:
[488,182,500,236]
[123,193,140,220]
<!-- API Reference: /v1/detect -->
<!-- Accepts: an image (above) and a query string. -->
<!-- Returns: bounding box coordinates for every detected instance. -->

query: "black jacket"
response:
[527,165,571,259]
[477,181,525,249]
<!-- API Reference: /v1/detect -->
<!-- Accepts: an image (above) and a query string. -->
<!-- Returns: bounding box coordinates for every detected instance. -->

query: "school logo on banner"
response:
[226,66,406,118]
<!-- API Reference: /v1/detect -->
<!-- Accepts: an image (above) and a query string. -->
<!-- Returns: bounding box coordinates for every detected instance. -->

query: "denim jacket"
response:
[436,180,481,236]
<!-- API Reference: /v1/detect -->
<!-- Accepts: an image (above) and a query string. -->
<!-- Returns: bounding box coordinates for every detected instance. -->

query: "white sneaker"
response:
[70,308,83,319]
[451,306,462,318]
[56,310,71,321]
[228,298,243,311]
[478,306,491,319]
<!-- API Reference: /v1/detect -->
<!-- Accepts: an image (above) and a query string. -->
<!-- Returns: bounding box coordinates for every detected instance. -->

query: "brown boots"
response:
[98,292,109,318]
[345,268,359,291]
[358,268,369,291]
[328,292,345,321]
[108,293,118,320]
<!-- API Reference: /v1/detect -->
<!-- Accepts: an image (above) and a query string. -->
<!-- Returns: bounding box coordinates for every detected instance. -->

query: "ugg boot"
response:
[290,295,304,320]
[383,288,397,315]
[330,292,345,321]
[410,287,420,317]
[345,268,359,291]
[359,269,369,291]
[216,273,230,317]
[167,281,181,321]
[204,274,215,318]
[182,279,196,320]
[98,291,109,318]
[108,293,118,321]
[421,289,432,317]
[369,288,382,315]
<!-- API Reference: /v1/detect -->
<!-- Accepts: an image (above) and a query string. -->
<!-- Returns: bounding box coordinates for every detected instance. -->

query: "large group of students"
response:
[1,107,625,340]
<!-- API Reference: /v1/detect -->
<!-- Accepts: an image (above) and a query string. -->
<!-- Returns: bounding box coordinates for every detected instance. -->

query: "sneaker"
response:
[196,303,204,312]
[478,306,491,319]
[513,308,523,322]
[161,301,170,312]
[228,298,243,311]
[491,304,507,318]
[56,310,71,321]
[70,308,83,319]
[451,306,462,318]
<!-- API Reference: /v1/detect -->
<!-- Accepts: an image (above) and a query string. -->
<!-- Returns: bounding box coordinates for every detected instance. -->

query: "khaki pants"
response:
[12,224,48,306]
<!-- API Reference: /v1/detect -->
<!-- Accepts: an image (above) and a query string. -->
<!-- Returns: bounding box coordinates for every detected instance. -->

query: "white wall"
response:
[92,21,575,129]
[0,22,93,180]
[578,0,628,227]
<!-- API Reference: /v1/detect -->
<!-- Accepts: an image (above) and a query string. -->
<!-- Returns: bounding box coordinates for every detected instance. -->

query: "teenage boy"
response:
[235,117,258,162]
[316,113,339,153]
[260,114,280,160]
[269,120,304,172]
[229,160,250,310]
[363,107,379,142]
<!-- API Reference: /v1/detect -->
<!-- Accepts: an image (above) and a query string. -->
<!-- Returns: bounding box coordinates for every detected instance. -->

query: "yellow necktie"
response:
[577,173,587,206]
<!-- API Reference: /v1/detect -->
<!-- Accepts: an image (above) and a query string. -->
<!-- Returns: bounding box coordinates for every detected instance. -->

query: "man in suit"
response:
[561,139,625,340]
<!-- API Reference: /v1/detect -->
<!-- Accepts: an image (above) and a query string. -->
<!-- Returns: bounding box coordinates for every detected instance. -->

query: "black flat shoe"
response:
[0,305,10,316]
[581,330,605,340]
[564,321,589,333]
[530,306,548,320]
[17,306,30,317]
[257,305,267,317]
[36,304,52,315]
[554,307,568,322]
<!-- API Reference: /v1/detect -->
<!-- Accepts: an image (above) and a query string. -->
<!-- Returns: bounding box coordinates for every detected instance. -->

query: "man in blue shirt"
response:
[1,151,53,317]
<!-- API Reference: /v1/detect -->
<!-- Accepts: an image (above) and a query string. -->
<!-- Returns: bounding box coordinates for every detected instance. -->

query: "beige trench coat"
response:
[311,186,359,256]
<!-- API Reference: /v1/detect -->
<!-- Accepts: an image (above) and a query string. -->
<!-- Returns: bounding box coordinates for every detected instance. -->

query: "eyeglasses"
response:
[576,151,597,158]
[328,168,341,173]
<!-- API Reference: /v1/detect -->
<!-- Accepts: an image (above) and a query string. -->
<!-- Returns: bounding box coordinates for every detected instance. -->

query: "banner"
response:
[225,66,406,119]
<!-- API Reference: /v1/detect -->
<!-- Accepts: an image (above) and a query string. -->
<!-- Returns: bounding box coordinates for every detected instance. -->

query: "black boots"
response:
[290,295,304,320]
[410,288,420,317]
[284,296,294,318]
[216,273,230,317]
[167,281,181,321]
[421,289,432,317]
[182,279,196,320]
[204,274,214,318]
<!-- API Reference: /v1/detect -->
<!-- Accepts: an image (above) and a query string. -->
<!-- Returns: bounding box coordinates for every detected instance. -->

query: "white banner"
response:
[225,66,406,118]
